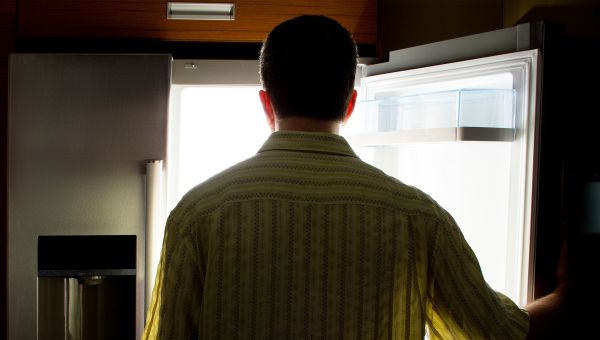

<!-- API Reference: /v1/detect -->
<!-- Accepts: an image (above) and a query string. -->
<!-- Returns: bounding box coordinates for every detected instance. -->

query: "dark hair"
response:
[259,15,358,121]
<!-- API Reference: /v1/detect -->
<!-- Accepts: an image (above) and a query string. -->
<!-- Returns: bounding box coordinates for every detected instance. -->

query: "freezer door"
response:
[8,54,171,340]
[344,45,540,306]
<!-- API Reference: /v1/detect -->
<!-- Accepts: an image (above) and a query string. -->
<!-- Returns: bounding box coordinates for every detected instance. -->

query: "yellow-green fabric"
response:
[143,131,529,340]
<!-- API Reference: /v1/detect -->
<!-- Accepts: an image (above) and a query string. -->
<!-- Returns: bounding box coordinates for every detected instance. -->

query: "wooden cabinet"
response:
[17,0,377,44]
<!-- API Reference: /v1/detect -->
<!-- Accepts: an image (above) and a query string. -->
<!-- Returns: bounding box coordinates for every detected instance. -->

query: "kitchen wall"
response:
[377,0,600,57]
[377,0,504,56]
[504,0,600,28]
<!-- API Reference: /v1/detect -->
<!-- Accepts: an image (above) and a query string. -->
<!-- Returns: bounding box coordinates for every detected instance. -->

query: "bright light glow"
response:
[352,143,512,294]
[169,85,269,210]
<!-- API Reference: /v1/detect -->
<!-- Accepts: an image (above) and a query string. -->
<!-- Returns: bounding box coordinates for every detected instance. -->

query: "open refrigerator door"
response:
[342,49,540,306]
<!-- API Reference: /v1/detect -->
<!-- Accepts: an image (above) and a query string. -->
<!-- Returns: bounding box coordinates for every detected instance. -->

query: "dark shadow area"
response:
[519,5,600,339]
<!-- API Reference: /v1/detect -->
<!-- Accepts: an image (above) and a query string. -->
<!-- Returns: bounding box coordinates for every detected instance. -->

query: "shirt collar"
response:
[258,131,359,158]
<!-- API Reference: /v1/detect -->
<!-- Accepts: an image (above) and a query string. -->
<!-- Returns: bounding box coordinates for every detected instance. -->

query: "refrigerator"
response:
[8,54,171,340]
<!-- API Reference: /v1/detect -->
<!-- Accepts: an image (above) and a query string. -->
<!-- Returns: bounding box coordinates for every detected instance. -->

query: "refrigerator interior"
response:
[167,60,267,212]
[168,84,269,211]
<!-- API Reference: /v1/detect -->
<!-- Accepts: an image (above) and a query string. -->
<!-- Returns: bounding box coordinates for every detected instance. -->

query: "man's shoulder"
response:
[172,156,259,212]
[368,168,448,221]
[317,157,450,222]
[171,152,449,224]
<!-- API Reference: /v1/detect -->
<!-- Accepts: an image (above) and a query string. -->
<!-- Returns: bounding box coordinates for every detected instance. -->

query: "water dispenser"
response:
[37,235,136,340]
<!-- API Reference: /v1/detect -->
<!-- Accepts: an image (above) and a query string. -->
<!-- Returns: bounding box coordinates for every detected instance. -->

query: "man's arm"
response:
[142,214,204,340]
[426,213,529,339]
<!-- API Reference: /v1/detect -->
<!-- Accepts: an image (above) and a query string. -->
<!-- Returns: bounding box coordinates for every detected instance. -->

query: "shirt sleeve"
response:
[425,212,529,340]
[142,213,204,340]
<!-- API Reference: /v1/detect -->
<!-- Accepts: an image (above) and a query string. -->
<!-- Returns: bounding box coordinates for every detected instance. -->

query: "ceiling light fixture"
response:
[167,2,235,21]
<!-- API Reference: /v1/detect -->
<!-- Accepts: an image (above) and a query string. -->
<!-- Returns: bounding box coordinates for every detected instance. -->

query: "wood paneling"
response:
[1,0,16,337]
[17,0,377,44]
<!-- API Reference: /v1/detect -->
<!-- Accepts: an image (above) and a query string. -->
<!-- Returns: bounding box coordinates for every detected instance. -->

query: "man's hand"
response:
[524,237,569,340]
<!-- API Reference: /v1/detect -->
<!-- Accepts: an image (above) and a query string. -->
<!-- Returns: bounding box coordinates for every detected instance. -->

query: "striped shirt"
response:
[143,131,529,340]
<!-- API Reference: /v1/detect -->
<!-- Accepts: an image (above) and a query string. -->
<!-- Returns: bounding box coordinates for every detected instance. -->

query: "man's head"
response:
[259,15,358,126]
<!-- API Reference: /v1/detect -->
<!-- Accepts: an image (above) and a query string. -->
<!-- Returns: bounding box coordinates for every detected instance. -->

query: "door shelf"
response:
[347,89,516,142]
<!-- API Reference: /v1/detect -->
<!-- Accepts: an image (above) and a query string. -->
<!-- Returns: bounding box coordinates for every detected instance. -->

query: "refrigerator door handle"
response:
[145,160,164,311]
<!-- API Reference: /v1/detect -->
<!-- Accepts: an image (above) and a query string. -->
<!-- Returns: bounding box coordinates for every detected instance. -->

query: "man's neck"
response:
[275,116,341,134]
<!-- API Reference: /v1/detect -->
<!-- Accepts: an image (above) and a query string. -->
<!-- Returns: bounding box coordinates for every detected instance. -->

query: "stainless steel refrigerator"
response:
[8,54,171,340]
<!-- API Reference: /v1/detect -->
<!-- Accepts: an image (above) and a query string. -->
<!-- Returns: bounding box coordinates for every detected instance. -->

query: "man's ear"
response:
[343,89,358,125]
[259,89,276,132]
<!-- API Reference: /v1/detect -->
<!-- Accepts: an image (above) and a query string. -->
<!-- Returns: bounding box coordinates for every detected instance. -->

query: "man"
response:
[144,15,560,339]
